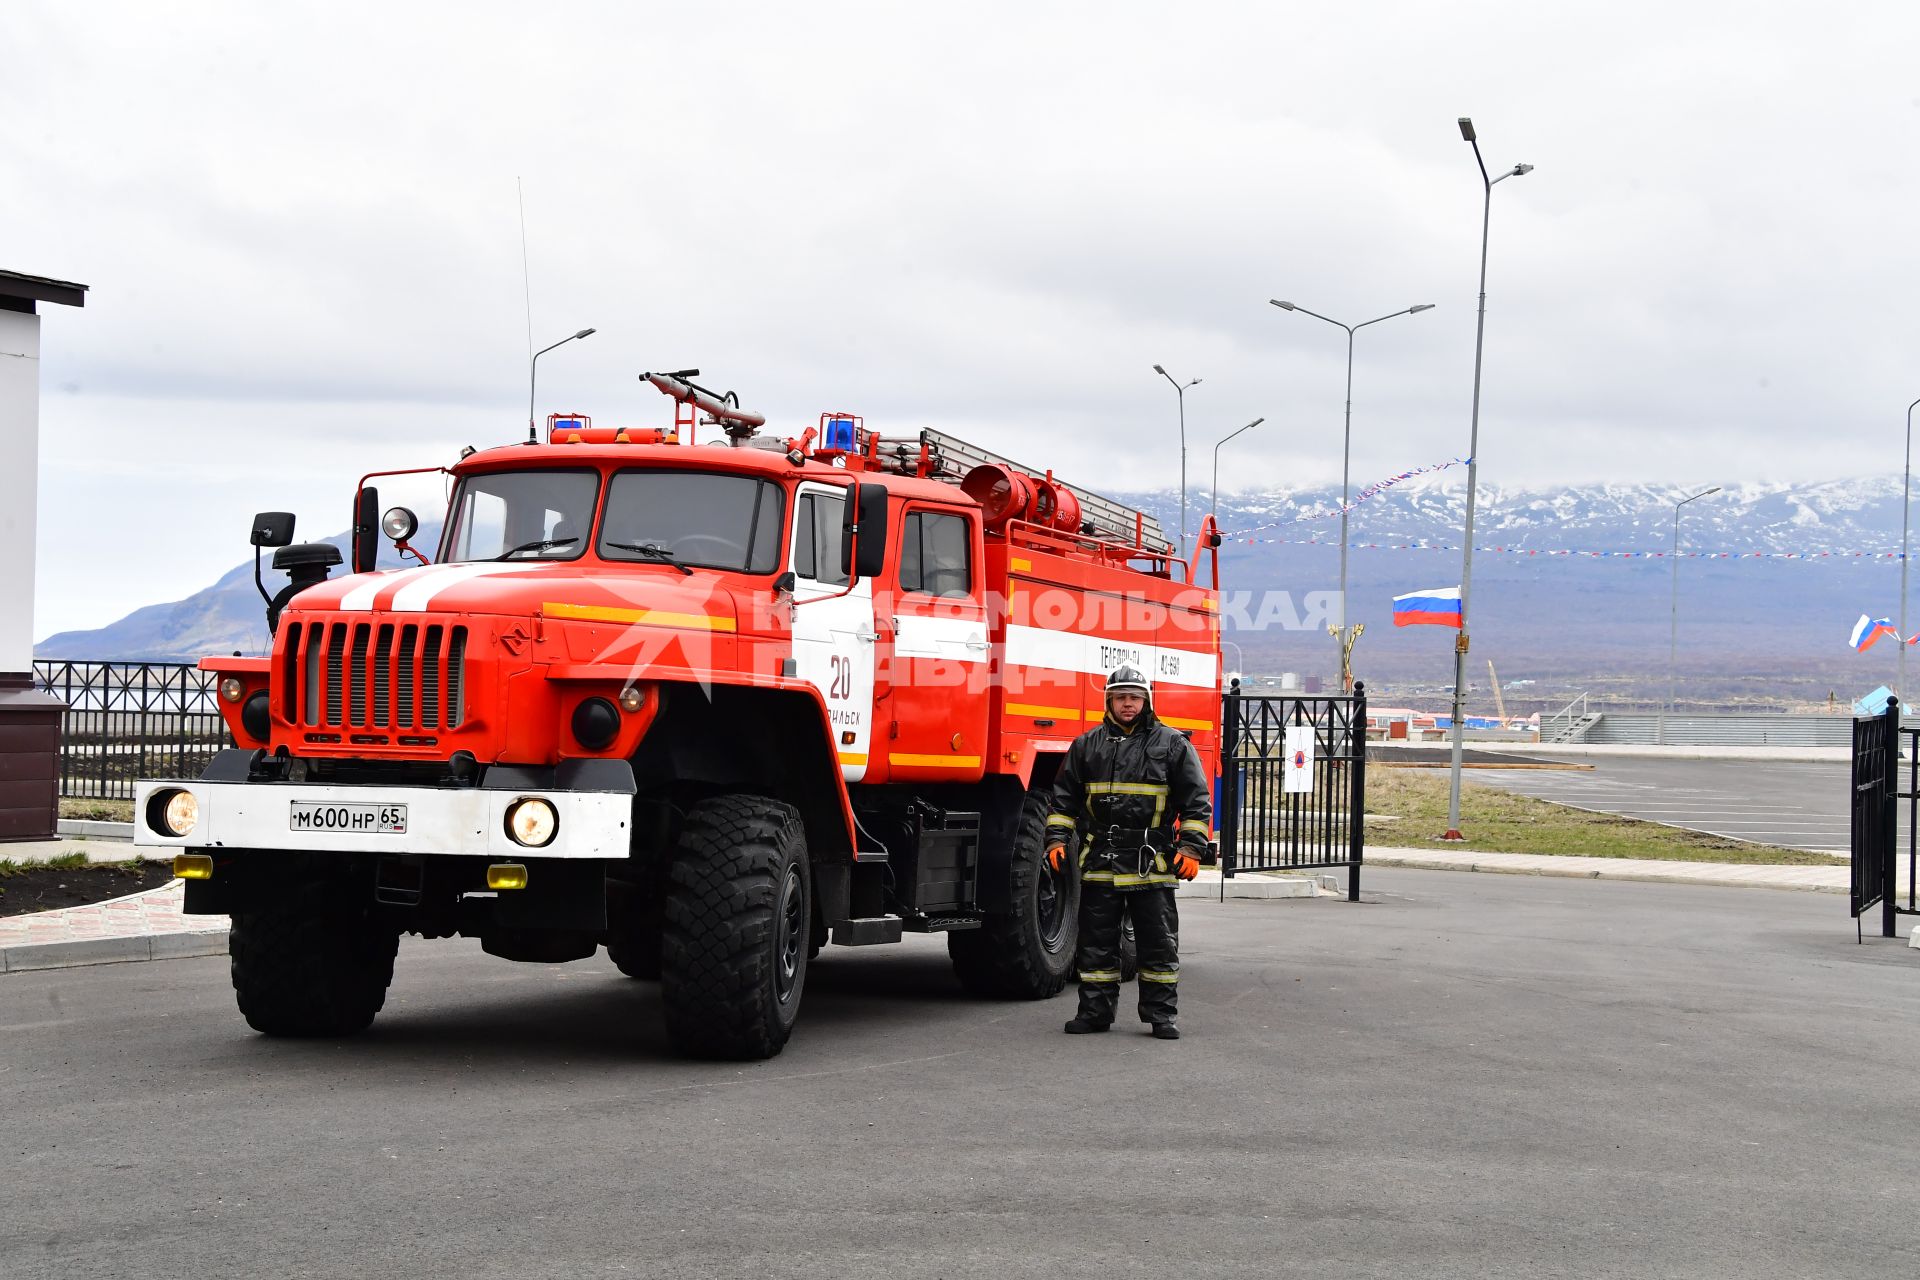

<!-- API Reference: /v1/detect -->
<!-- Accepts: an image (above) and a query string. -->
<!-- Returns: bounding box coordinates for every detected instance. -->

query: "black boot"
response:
[1150,1021,1180,1040]
[1064,1016,1111,1034]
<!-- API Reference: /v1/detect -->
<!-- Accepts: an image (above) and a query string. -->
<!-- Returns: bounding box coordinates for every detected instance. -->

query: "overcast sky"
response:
[9,1,1920,638]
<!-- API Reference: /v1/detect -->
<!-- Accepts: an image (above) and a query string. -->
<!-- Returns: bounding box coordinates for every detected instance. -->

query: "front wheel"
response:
[229,873,399,1037]
[948,791,1078,998]
[660,795,811,1060]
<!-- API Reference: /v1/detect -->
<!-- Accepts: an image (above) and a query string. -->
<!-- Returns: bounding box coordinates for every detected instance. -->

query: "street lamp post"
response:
[1902,397,1920,708]
[1210,417,1265,523]
[1152,365,1201,560]
[1668,486,1721,726]
[1269,298,1435,690]
[1444,118,1532,842]
[529,327,597,442]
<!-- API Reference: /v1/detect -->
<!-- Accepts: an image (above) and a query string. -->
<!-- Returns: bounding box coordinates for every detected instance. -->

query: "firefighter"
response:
[1045,664,1211,1039]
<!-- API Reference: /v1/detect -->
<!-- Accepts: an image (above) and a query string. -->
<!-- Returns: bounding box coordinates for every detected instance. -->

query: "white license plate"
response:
[289,801,408,835]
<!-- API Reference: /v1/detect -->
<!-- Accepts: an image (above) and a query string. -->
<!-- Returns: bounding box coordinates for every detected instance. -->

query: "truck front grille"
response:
[283,618,469,733]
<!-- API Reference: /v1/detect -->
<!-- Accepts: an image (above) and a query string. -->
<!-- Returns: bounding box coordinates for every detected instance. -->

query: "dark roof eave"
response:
[0,270,88,308]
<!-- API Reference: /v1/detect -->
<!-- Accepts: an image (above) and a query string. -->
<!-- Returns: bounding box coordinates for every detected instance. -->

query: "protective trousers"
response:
[1076,881,1180,1026]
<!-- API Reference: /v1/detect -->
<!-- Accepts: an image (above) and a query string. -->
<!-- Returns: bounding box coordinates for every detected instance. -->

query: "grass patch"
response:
[59,797,134,823]
[0,852,94,876]
[1365,769,1840,865]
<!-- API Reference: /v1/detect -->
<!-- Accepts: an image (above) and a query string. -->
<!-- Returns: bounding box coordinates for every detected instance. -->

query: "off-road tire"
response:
[948,791,1078,998]
[229,879,399,1037]
[661,795,811,1060]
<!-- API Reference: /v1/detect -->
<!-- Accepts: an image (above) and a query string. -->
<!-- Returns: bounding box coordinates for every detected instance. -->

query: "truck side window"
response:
[795,492,848,587]
[900,511,973,598]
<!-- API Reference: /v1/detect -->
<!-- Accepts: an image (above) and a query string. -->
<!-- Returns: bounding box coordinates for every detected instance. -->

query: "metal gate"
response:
[1217,680,1366,901]
[1847,700,1918,939]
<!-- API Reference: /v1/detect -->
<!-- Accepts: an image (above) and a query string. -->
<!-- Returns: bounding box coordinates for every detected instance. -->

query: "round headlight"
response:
[505,798,557,848]
[571,696,620,751]
[219,676,246,703]
[147,788,199,838]
[381,506,419,541]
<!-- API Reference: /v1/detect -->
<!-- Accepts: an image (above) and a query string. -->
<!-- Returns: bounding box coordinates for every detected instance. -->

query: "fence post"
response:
[1349,681,1367,902]
[1220,678,1240,881]
[1885,697,1901,939]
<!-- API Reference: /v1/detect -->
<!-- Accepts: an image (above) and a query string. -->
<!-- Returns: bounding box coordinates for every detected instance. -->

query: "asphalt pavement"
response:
[4,867,1917,1279]
[1465,754,1853,853]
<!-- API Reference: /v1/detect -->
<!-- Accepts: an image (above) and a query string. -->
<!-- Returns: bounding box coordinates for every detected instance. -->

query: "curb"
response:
[1365,851,1849,895]
[55,818,134,842]
[0,929,228,974]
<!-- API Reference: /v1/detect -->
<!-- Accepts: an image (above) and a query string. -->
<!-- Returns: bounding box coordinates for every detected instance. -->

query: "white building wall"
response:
[0,309,40,674]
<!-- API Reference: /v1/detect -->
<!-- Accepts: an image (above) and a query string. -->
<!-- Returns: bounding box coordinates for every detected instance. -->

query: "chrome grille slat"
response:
[303,624,322,726]
[325,623,347,725]
[282,622,303,724]
[282,614,471,735]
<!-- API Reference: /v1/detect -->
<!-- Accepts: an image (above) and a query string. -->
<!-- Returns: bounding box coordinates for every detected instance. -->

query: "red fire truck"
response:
[134,373,1224,1059]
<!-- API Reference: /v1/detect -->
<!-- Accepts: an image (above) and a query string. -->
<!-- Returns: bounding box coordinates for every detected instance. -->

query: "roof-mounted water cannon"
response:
[641,369,766,445]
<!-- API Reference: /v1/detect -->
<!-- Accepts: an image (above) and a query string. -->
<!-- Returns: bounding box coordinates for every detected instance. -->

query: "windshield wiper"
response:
[605,541,695,575]
[493,536,578,561]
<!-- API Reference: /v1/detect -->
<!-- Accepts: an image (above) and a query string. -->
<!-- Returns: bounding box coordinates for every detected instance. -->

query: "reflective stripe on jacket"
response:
[1044,707,1212,891]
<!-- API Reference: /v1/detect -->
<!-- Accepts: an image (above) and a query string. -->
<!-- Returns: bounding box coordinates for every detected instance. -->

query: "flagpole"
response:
[1901,397,1919,709]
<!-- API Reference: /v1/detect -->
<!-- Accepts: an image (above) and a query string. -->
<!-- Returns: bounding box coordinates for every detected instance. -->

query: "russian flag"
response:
[1850,614,1900,652]
[1393,586,1463,628]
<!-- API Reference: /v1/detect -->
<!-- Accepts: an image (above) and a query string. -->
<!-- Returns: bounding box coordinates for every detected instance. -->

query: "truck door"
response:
[791,483,878,783]
[885,506,989,781]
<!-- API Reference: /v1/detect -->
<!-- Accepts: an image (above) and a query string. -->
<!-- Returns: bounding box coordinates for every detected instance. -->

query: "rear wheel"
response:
[948,791,1078,998]
[229,872,399,1037]
[660,794,811,1060]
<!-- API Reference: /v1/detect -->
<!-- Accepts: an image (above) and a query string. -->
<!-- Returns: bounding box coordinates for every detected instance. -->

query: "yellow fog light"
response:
[487,863,529,891]
[173,853,214,880]
[504,798,557,848]
[147,788,199,838]
[617,685,646,713]
[219,676,246,703]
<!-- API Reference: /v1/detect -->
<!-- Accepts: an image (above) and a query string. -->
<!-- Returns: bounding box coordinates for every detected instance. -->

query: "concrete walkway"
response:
[0,879,228,973]
[1366,844,1863,894]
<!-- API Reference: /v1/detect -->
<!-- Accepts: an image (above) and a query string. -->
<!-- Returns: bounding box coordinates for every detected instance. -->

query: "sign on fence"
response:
[1282,725,1316,794]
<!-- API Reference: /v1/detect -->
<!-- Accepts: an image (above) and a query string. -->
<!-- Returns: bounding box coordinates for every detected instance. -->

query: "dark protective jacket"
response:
[1045,706,1213,891]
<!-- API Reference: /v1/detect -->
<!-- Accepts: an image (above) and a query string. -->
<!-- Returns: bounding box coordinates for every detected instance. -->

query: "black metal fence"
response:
[1218,681,1367,900]
[1848,700,1916,939]
[31,661,231,802]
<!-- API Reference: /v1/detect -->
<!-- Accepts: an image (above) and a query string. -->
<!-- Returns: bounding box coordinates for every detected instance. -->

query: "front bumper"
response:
[131,778,631,860]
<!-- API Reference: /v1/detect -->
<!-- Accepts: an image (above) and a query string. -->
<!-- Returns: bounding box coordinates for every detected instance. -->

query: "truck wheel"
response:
[1120,909,1138,983]
[661,795,810,1060]
[229,880,399,1037]
[947,791,1077,999]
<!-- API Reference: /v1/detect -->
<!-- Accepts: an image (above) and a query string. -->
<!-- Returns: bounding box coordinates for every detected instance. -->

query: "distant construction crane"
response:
[1488,659,1508,724]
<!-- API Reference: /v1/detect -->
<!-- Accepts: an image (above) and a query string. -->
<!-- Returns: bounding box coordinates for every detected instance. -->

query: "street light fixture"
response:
[1902,397,1920,709]
[1668,486,1721,722]
[1152,365,1201,560]
[1268,298,1435,690]
[1444,118,1532,842]
[1210,417,1265,523]
[529,327,597,442]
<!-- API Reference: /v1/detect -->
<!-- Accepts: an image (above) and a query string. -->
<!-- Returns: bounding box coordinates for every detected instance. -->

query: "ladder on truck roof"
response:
[867,427,1173,554]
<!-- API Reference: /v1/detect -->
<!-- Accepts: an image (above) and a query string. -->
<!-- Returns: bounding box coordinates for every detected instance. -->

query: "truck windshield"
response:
[442,469,600,563]
[599,470,786,574]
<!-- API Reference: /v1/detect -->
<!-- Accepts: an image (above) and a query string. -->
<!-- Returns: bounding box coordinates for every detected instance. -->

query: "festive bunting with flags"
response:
[1229,457,1471,533]
[1392,586,1464,628]
[1850,615,1900,652]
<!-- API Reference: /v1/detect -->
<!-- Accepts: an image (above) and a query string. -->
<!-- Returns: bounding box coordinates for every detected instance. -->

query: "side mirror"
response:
[773,570,796,595]
[251,512,295,548]
[840,482,889,582]
[352,486,380,573]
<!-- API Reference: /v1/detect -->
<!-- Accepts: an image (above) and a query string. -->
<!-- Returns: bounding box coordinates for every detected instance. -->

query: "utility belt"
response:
[1091,825,1175,878]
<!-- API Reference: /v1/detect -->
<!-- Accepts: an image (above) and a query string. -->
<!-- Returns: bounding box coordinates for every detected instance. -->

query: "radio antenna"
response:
[517,176,534,372]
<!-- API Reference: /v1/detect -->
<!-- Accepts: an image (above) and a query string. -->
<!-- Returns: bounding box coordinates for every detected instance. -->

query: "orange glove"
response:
[1171,852,1201,881]
[1046,844,1068,872]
